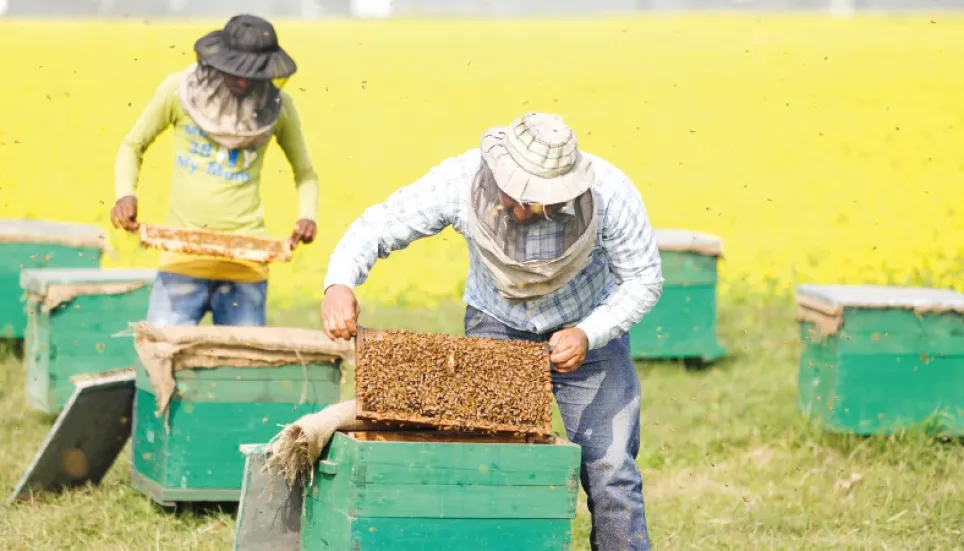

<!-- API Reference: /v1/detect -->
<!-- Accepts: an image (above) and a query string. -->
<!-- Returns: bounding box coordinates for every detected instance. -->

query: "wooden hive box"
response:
[21,267,156,413]
[0,219,105,339]
[627,229,726,363]
[301,431,581,551]
[131,325,352,506]
[796,284,964,436]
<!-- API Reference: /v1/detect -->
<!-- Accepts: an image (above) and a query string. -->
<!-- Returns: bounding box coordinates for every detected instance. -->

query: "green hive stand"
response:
[0,219,105,339]
[301,432,582,551]
[21,267,156,413]
[627,229,726,364]
[132,363,342,506]
[796,284,964,436]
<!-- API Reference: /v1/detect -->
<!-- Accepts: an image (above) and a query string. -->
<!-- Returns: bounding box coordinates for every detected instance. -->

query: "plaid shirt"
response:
[323,148,663,350]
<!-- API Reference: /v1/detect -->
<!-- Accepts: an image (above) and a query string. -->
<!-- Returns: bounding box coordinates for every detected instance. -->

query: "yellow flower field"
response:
[0,16,961,308]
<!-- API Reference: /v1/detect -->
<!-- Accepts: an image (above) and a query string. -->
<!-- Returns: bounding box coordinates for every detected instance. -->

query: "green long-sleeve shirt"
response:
[115,70,319,282]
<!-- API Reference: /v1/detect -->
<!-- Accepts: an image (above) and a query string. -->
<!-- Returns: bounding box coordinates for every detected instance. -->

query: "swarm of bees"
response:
[355,329,554,436]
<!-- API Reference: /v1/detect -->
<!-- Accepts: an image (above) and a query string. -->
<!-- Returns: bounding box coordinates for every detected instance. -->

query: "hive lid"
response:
[654,228,723,256]
[20,268,157,294]
[796,284,964,315]
[0,219,106,249]
[7,370,135,505]
[236,443,303,550]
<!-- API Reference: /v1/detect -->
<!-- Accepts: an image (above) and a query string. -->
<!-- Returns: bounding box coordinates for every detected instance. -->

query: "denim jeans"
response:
[146,271,268,327]
[464,305,651,551]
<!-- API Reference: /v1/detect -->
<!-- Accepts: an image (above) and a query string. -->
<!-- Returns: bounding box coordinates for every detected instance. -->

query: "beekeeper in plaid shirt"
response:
[323,113,663,551]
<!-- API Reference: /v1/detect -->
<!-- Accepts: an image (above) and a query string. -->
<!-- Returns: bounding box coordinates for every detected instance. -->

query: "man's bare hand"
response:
[290,219,317,249]
[322,284,360,341]
[548,327,589,373]
[110,196,139,232]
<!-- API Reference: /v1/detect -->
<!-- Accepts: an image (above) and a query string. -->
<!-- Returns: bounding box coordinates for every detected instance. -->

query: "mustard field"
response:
[1,16,961,308]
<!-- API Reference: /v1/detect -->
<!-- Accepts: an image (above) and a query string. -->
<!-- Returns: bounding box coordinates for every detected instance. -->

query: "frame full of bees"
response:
[354,328,554,437]
[137,224,292,263]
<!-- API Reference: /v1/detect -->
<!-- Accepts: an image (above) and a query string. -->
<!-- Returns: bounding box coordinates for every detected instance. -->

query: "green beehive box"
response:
[302,431,582,551]
[131,325,350,506]
[21,267,156,413]
[628,229,726,363]
[796,284,964,436]
[0,219,105,339]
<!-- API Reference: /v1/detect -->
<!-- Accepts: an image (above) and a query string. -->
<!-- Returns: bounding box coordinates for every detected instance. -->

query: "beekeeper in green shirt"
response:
[110,14,318,327]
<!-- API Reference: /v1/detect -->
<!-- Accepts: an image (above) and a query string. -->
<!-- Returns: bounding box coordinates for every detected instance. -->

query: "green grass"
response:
[1,297,962,550]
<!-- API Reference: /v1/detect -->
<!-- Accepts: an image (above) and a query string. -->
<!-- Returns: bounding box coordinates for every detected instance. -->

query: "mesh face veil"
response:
[470,162,594,261]
[466,161,598,301]
[179,62,282,150]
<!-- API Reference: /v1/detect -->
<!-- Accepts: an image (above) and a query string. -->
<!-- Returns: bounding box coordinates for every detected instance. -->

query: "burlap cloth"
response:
[29,282,147,313]
[132,323,354,418]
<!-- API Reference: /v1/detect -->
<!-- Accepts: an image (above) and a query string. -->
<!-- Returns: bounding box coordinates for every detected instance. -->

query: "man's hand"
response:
[548,327,589,373]
[110,196,139,232]
[322,284,360,341]
[290,219,317,249]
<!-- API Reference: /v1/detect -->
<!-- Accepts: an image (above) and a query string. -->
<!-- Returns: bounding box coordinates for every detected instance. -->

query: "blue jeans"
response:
[465,305,650,551]
[146,271,268,327]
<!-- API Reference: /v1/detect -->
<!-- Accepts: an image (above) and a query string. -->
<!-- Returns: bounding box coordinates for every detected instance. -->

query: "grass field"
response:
[1,14,963,551]
[0,16,962,308]
[1,299,962,550]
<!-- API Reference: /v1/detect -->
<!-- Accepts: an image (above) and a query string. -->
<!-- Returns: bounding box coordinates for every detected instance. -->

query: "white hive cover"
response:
[797,284,964,311]
[0,219,104,239]
[654,228,723,256]
[20,268,157,294]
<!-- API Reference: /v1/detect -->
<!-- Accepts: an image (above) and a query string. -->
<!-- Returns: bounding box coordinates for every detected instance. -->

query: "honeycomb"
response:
[138,224,292,263]
[355,329,553,436]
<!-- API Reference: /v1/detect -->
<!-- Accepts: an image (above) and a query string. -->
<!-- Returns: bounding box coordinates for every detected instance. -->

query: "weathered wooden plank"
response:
[834,334,964,356]
[314,483,578,519]
[355,440,580,486]
[234,444,303,551]
[301,504,574,551]
[7,370,135,504]
[306,433,580,520]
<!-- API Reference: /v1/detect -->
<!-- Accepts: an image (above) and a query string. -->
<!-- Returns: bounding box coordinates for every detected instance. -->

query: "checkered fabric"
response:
[323,149,664,350]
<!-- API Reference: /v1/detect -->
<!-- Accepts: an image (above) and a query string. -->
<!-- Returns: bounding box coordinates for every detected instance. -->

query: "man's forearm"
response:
[576,278,663,351]
[114,141,142,200]
[296,178,319,221]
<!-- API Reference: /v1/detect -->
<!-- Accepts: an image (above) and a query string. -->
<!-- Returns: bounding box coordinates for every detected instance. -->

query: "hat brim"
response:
[480,126,595,205]
[194,30,297,80]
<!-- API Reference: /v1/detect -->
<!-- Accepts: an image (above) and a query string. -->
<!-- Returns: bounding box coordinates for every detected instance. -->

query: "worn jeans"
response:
[146,271,268,327]
[464,305,651,551]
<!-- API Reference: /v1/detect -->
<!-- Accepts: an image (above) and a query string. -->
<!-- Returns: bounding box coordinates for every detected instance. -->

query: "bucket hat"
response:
[194,14,297,81]
[480,113,595,205]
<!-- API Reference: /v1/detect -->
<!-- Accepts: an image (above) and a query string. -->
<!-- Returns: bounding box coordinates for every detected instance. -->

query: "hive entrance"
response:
[354,328,554,436]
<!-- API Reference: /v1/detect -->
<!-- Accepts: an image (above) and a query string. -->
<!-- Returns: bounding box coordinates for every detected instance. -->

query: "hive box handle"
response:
[318,460,338,476]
